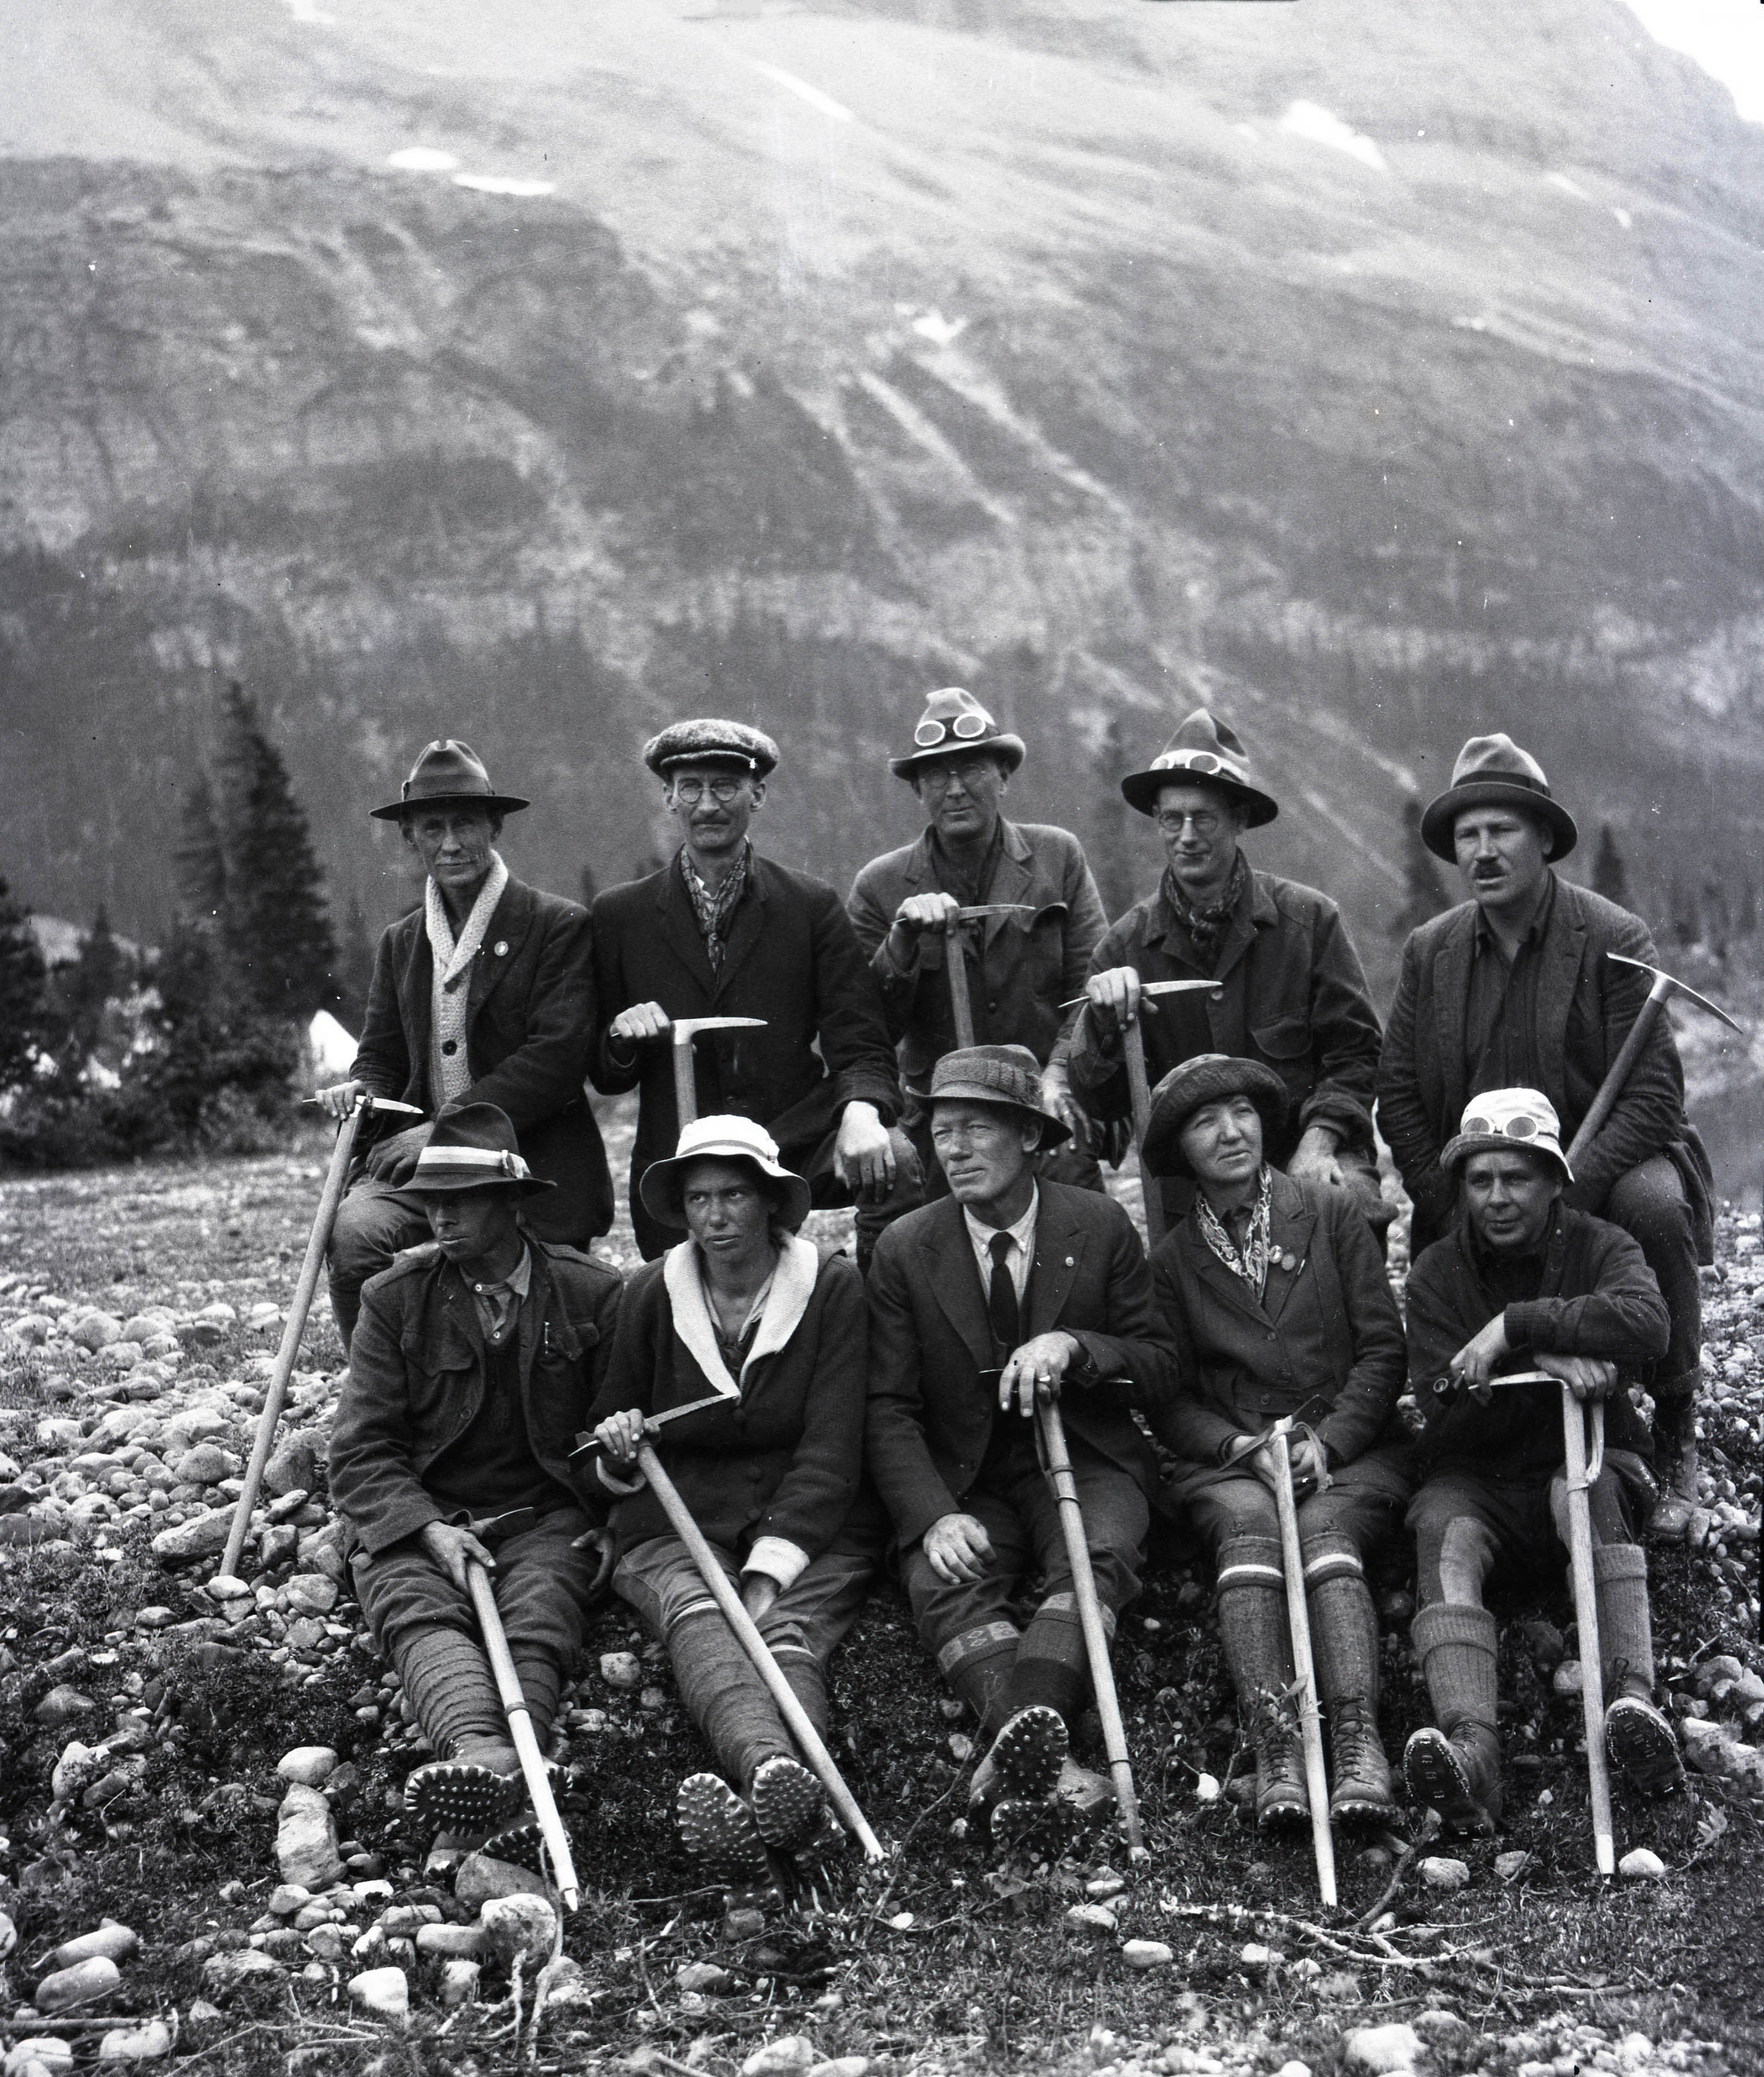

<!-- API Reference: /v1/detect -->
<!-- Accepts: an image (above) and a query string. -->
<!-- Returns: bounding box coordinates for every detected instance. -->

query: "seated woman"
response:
[586,1116,876,1887]
[1145,1055,1411,1829]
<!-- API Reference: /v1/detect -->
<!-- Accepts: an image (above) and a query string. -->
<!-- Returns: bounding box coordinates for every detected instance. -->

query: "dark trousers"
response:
[1604,1155,1702,1397]
[1164,1441,1412,1556]
[1406,1457,1653,1610]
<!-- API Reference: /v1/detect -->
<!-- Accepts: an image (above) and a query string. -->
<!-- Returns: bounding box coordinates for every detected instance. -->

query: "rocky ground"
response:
[0,1103,1760,2077]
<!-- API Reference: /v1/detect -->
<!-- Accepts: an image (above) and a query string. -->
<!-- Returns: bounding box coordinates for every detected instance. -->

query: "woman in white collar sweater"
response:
[586,1117,878,1891]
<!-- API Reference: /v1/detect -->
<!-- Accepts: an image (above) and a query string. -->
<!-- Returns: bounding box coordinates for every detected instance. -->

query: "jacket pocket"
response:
[1250,1016,1312,1061]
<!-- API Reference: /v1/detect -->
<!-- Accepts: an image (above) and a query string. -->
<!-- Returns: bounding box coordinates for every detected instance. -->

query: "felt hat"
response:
[643,719,780,780]
[1420,733,1578,862]
[1119,709,1279,826]
[888,688,1026,781]
[639,1114,812,1232]
[408,1103,554,1196]
[1142,1053,1289,1175]
[926,1044,1071,1147]
[370,740,529,821]
[1441,1087,1574,1184]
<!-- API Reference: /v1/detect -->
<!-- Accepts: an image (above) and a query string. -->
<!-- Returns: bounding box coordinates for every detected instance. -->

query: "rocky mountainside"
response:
[2,0,1763,993]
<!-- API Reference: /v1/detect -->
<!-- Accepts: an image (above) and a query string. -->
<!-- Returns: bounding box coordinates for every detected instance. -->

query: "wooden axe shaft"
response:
[1559,1390,1615,1877]
[1269,1425,1337,1907]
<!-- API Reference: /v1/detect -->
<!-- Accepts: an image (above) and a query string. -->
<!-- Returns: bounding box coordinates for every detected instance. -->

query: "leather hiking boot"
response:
[1255,1737,1310,1832]
[750,1755,826,1852]
[1647,1435,1700,1539]
[676,1773,772,1886]
[1328,1697,1396,1826]
[403,1760,524,1840]
[1403,1724,1501,1834]
[1605,1695,1687,1797]
[970,1705,1068,1812]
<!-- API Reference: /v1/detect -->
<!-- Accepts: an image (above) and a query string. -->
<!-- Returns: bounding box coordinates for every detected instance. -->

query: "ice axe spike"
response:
[1566,955,1744,1164]
[670,1016,767,1129]
[944,906,1036,1049]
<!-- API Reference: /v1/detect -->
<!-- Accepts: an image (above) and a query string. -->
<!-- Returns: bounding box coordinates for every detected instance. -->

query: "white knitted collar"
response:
[662,1234,820,1399]
[425,852,509,989]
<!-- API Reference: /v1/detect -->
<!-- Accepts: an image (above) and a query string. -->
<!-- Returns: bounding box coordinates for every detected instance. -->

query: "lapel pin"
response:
[494,941,509,957]
[1280,1251,1298,1272]
[1065,1256,1075,1267]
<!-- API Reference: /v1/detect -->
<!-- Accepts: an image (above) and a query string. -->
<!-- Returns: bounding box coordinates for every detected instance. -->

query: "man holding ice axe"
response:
[1401,1089,1685,1841]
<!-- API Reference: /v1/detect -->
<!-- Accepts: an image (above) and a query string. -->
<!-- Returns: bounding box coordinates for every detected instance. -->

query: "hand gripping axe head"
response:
[1566,953,1743,1164]
[670,1016,766,1128]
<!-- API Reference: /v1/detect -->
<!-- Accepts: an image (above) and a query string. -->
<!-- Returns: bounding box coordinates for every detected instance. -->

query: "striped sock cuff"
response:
[936,1620,1021,1680]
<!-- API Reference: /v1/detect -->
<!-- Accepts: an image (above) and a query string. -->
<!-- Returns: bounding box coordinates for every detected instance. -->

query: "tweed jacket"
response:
[847,819,1108,1086]
[866,1181,1178,1547]
[351,874,614,1244]
[1404,1203,1668,1482]
[1148,1170,1407,1470]
[1064,869,1382,1164]
[330,1236,622,1556]
[582,1239,872,1573]
[591,851,900,1191]
[1377,875,1705,1244]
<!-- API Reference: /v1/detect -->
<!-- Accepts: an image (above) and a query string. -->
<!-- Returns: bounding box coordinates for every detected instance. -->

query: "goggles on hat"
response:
[914,711,991,747]
[1152,748,1240,778]
[1460,1112,1541,1141]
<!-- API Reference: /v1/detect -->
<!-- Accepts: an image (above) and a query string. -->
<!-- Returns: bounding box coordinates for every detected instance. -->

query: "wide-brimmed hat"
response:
[1420,733,1578,862]
[1142,1054,1288,1174]
[370,740,530,822]
[408,1102,554,1196]
[926,1044,1071,1148]
[1119,709,1278,826]
[889,688,1026,782]
[644,720,780,781]
[1441,1087,1573,1184]
[639,1115,812,1232]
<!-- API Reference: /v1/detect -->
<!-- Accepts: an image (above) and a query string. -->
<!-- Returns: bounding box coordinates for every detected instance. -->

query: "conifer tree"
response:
[1591,824,1631,910]
[63,907,128,1056]
[174,773,228,920]
[0,875,53,1089]
[1394,797,1451,940]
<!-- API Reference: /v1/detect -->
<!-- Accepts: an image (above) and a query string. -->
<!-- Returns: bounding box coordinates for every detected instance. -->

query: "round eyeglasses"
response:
[668,776,747,804]
[914,711,991,747]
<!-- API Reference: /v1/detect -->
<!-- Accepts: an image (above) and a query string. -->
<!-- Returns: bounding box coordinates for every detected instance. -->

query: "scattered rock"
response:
[1121,1939,1174,1969]
[741,2040,819,2077]
[1619,1847,1667,1882]
[71,1313,123,1351]
[677,1961,733,1992]
[201,1949,286,1999]
[1274,2064,1313,2077]
[1494,1850,1532,1882]
[35,1956,122,2011]
[454,1852,551,1911]
[1343,2023,1423,2074]
[263,1435,317,1497]
[440,1958,480,2007]
[1192,1772,1222,1803]
[724,1906,768,1941]
[205,1575,250,1601]
[349,1965,409,2023]
[809,2061,870,2077]
[95,2020,173,2064]
[150,1509,232,1562]
[277,1746,339,1788]
[5,2043,74,2074]
[1419,1856,1470,1892]
[34,1685,97,1728]
[479,1894,557,1968]
[600,1650,644,1690]
[173,1444,237,1486]
[49,1926,139,1969]
[416,1924,487,1959]
[1552,1659,1584,1697]
[1064,1903,1118,1934]
[276,1783,344,1890]
[0,1910,13,1958]
[284,1574,338,1617]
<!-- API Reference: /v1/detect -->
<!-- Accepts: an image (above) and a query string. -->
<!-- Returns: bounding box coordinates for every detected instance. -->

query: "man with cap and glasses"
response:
[593,720,912,1263]
[1064,709,1386,1233]
[316,740,613,1349]
[330,1102,622,1862]
[865,1044,1176,1843]
[1378,733,1715,1536]
[1399,1088,1684,1834]
[848,688,1111,1229]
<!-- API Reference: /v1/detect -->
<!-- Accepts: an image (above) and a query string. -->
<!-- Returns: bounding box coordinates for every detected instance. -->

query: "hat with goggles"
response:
[1441,1088,1574,1184]
[1119,709,1279,826]
[889,688,1026,782]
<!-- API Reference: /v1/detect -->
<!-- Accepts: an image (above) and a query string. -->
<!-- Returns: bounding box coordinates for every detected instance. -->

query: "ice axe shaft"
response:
[1269,1418,1337,1907]
[669,1016,767,1129]
[1567,954,1743,1164]
[222,1093,423,1580]
[943,905,1035,1050]
[1560,1389,1615,1877]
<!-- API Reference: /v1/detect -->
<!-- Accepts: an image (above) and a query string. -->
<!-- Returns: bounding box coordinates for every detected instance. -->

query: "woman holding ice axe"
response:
[582,1116,886,1891]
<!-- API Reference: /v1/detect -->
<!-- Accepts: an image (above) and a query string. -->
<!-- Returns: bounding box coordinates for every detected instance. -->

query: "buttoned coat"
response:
[330,1236,622,1556]
[591,853,900,1209]
[847,819,1108,1085]
[1064,870,1382,1164]
[1148,1170,1406,1469]
[351,874,614,1244]
[1377,875,1707,1244]
[865,1181,1178,1548]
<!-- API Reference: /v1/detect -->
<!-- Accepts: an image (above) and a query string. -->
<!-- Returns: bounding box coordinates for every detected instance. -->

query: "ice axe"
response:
[670,1016,768,1128]
[220,1092,423,1580]
[1559,1391,1615,1876]
[1566,953,1742,1164]
[941,905,1036,1050]
[1266,1414,1336,1906]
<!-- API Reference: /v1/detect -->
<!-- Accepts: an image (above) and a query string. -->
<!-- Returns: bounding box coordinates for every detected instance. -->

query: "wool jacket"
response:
[351,875,614,1244]
[1148,1170,1407,1469]
[1377,874,1708,1246]
[1404,1204,1669,1483]
[591,851,901,1200]
[581,1239,871,1575]
[865,1181,1178,1548]
[847,819,1108,1085]
[1064,868,1382,1164]
[330,1236,622,1555]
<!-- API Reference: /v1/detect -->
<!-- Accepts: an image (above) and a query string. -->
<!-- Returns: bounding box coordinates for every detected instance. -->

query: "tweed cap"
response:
[1441,1087,1573,1184]
[926,1044,1071,1146]
[409,1102,553,1196]
[1142,1053,1288,1174]
[370,740,529,821]
[1119,709,1279,826]
[1420,733,1578,862]
[889,687,1026,781]
[639,1114,812,1232]
[644,719,779,780]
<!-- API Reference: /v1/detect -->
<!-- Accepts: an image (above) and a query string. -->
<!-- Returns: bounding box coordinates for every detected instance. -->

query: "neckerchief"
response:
[679,843,751,972]
[1162,850,1249,976]
[425,851,509,1104]
[1196,1166,1274,1299]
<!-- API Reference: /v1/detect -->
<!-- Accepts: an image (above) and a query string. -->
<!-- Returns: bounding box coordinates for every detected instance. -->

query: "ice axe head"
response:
[1061,978,1225,1014]
[1607,953,1744,1035]
[670,1016,768,1128]
[950,903,1035,923]
[671,1016,768,1047]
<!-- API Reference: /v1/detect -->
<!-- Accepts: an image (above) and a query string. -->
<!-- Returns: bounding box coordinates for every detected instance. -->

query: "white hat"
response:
[638,1115,813,1231]
[1442,1088,1573,1184]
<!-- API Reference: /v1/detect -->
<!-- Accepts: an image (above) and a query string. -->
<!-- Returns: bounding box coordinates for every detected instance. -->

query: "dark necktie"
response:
[988,1231,1020,1356]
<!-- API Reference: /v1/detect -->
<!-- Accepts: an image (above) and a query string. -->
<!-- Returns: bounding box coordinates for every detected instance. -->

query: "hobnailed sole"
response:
[750,1755,826,1852]
[986,1706,1070,1804]
[481,1816,548,1876]
[677,1772,771,1882]
[404,1762,524,1838]
[1329,1785,1399,1827]
[1403,1728,1497,1835]
[1255,1784,1311,1833]
[990,1793,1085,1858]
[1605,1697,1687,1797]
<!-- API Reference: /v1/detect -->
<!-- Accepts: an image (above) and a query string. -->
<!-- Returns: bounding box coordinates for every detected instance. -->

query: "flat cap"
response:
[926,1044,1070,1147]
[644,719,780,780]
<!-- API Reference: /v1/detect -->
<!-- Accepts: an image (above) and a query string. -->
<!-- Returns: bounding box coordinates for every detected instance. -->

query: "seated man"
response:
[1402,1088,1685,1834]
[329,1104,622,1863]
[866,1045,1175,1843]
[1144,1055,1411,1830]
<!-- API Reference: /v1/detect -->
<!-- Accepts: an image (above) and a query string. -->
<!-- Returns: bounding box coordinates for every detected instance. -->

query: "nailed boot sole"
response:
[677,1772,771,1882]
[991,1793,1084,1857]
[1403,1728,1497,1835]
[1605,1697,1687,1796]
[404,1762,524,1838]
[481,1816,549,1876]
[986,1706,1069,1804]
[750,1755,826,1851]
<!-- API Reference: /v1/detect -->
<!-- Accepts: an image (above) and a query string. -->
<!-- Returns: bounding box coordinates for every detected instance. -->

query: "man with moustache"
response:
[1064,710,1387,1232]
[1378,735,1715,1536]
[318,741,613,1349]
[592,720,912,1263]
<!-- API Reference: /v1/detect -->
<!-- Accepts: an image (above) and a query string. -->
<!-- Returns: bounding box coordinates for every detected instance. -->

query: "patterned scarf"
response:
[1162,850,1249,976]
[425,852,509,1105]
[680,844,751,973]
[1195,1166,1274,1299]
